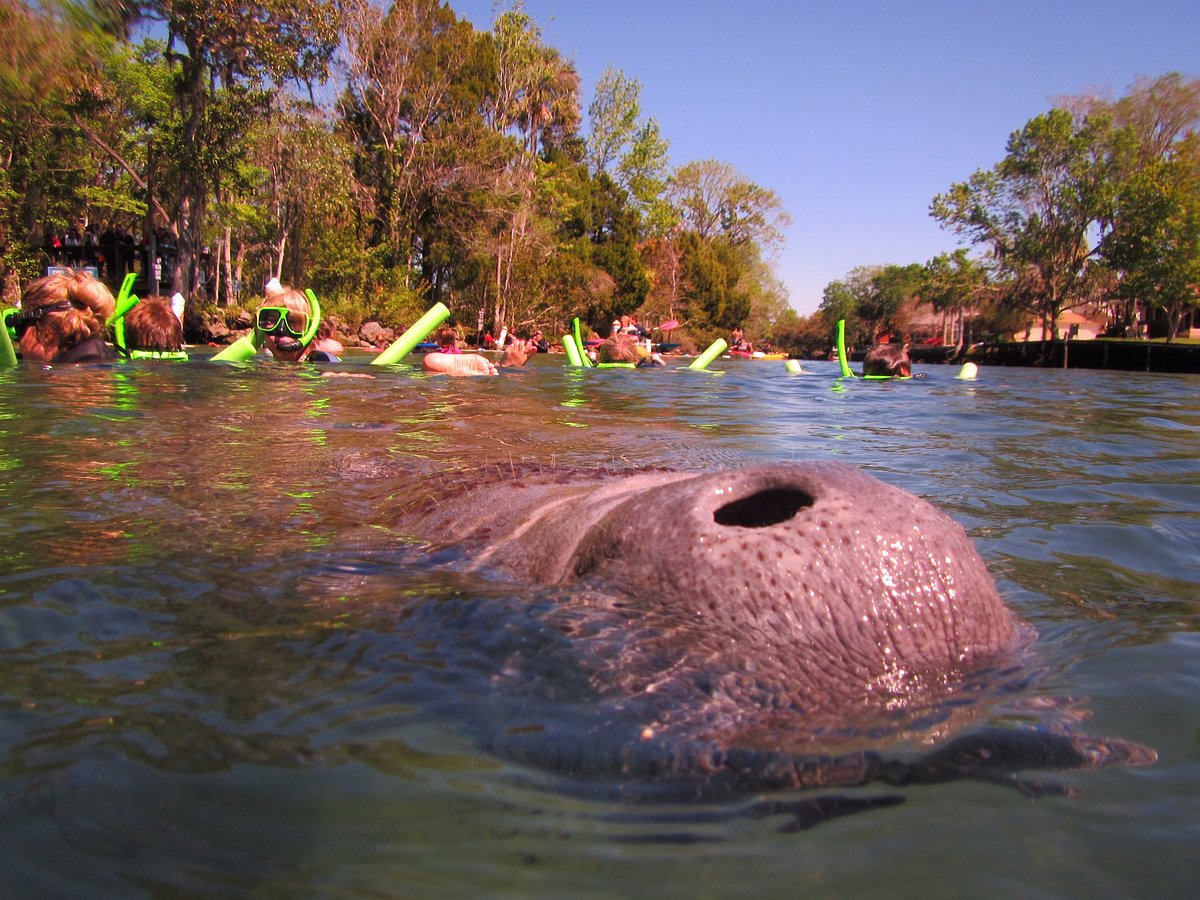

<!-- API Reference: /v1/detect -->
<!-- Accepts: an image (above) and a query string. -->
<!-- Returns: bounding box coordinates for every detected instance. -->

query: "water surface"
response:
[0,354,1197,897]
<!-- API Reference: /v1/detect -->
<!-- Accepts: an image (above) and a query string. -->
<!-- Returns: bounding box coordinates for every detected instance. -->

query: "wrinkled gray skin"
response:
[394,461,1154,804]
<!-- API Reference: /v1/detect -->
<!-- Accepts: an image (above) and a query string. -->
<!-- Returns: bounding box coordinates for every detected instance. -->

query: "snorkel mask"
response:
[256,301,319,355]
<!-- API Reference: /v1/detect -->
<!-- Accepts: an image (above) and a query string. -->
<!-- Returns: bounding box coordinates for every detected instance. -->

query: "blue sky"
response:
[451,0,1199,315]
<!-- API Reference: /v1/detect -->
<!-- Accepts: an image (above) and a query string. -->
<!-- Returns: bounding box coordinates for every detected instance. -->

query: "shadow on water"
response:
[0,358,1198,896]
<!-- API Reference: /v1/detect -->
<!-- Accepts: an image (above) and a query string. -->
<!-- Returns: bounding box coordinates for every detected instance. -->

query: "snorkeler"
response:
[862,342,912,378]
[7,269,116,363]
[211,279,332,364]
[120,295,188,360]
[257,281,338,362]
[598,332,665,368]
[423,339,534,376]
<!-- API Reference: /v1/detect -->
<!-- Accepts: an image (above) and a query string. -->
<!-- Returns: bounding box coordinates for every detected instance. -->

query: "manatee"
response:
[384,460,1154,814]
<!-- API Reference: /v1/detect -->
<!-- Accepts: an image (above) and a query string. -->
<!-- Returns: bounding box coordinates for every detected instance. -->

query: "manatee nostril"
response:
[713,487,815,528]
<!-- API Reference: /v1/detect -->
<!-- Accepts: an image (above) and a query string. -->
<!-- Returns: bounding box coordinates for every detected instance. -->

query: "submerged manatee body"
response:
[389,461,1153,800]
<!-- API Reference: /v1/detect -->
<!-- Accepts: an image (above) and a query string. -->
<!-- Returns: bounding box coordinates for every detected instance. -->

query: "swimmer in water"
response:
[256,282,337,362]
[862,342,912,378]
[10,269,116,363]
[423,339,534,376]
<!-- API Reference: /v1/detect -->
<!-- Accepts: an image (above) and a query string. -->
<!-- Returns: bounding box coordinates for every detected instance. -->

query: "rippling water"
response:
[0,353,1197,897]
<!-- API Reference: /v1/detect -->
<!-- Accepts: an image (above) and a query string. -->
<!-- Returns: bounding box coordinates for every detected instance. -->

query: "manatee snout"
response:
[568,462,1020,677]
[393,460,1154,786]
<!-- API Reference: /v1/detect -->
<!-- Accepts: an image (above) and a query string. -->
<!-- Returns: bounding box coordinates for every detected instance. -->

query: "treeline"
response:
[822,74,1200,350]
[0,0,793,350]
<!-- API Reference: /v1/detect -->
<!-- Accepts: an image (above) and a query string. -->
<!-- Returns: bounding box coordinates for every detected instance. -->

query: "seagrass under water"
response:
[0,353,1197,897]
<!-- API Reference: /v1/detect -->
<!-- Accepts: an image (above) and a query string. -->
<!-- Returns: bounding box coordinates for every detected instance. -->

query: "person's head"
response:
[125,296,183,352]
[862,342,912,378]
[257,285,314,361]
[13,270,115,362]
[598,332,639,364]
[436,325,458,349]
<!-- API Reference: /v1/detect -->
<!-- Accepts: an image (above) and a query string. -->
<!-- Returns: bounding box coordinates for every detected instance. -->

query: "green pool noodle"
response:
[596,362,635,369]
[0,309,16,367]
[570,334,590,366]
[688,338,728,370]
[836,319,855,378]
[562,334,582,366]
[371,302,451,366]
[210,330,264,362]
[572,317,593,367]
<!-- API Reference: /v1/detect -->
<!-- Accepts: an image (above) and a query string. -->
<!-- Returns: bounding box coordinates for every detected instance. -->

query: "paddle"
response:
[657,319,680,332]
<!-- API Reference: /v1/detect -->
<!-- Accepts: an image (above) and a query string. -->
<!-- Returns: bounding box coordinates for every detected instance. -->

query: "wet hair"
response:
[262,285,310,319]
[18,269,115,360]
[66,269,116,321]
[125,296,183,351]
[598,333,639,364]
[862,343,912,377]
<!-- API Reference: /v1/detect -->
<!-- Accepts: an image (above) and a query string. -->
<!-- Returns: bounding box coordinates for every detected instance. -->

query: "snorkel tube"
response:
[836,319,855,378]
[106,272,140,356]
[688,338,728,370]
[370,301,451,366]
[301,289,321,347]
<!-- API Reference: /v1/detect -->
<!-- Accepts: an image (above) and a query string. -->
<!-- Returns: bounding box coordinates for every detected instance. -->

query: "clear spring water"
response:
[0,353,1197,898]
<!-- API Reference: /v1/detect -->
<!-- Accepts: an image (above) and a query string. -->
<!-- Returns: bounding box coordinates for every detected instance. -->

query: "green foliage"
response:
[818,264,921,344]
[772,311,833,358]
[585,66,671,233]
[586,66,640,176]
[0,0,787,342]
[677,231,750,331]
[669,159,791,253]
[931,108,1113,337]
[1101,149,1200,341]
[922,249,991,313]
